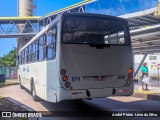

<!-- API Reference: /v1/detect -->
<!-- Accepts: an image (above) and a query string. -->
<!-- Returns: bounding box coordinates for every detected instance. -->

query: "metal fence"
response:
[0,67,17,79]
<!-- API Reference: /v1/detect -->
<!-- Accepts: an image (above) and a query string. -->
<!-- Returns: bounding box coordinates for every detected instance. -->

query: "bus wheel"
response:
[31,81,39,102]
[19,76,24,89]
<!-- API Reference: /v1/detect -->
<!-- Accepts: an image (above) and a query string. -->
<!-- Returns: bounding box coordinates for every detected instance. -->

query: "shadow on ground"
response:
[0,96,34,111]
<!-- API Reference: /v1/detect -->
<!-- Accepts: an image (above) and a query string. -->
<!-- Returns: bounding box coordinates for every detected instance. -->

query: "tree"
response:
[0,47,17,67]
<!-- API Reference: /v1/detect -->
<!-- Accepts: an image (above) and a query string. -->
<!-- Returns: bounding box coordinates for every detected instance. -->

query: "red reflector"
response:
[128,69,133,73]
[60,69,66,75]
[119,90,128,93]
[62,76,68,81]
[72,92,78,95]
[123,90,128,93]
[72,92,83,95]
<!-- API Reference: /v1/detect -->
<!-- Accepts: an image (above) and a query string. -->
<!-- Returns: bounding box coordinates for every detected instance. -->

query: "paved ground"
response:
[0,85,47,111]
[0,84,160,120]
[133,80,160,101]
[0,95,28,111]
[134,80,160,94]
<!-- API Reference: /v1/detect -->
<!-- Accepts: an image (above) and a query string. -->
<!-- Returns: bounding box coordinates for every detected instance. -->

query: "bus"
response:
[18,13,133,102]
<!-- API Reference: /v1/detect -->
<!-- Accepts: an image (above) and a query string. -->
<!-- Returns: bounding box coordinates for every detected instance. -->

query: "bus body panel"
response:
[19,62,46,99]
[45,60,59,102]
[60,44,132,89]
[56,83,134,102]
[19,60,59,102]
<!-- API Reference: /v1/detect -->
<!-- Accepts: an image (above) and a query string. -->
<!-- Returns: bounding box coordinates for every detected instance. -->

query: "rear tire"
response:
[31,80,39,102]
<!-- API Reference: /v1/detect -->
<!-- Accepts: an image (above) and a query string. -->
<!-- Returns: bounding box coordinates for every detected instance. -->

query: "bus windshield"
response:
[62,15,130,45]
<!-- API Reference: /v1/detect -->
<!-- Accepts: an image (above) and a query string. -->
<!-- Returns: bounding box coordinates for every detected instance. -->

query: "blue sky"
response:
[0,0,82,57]
[0,0,158,57]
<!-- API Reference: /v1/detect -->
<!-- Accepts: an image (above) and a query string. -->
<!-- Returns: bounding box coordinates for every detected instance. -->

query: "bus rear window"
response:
[62,15,130,45]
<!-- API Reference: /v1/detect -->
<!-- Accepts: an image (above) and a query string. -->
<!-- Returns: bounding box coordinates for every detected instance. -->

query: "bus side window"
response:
[47,27,56,60]
[35,40,39,61]
[19,53,21,65]
[22,50,24,64]
[25,47,29,64]
[28,44,32,63]
[31,42,36,62]
[38,35,46,61]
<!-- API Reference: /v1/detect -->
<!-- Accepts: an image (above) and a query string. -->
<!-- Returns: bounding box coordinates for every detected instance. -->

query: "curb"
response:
[132,92,160,101]
[132,93,148,99]
[148,93,160,101]
[0,83,19,88]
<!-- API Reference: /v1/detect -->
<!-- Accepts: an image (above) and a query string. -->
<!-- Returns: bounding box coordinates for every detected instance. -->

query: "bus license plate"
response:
[93,76,104,81]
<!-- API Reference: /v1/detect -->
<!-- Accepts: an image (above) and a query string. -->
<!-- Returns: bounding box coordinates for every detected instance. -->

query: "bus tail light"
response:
[128,68,133,79]
[72,92,83,95]
[60,69,66,75]
[128,68,133,73]
[65,82,71,88]
[119,90,128,93]
[62,76,68,81]
[72,92,78,95]
[124,69,133,87]
[128,74,132,79]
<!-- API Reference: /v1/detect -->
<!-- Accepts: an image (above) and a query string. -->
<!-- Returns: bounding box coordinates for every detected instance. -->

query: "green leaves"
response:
[0,47,17,67]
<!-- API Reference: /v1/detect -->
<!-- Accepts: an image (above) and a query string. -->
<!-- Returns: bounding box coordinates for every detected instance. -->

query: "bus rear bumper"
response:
[57,83,134,102]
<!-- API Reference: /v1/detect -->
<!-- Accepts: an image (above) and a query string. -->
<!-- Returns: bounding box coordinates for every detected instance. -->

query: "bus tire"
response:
[19,76,24,89]
[31,80,39,102]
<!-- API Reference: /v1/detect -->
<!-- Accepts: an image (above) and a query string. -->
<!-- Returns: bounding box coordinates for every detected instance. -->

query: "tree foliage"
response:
[0,47,17,67]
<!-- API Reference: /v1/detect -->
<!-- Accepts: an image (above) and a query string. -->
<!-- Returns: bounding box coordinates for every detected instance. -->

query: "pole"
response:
[134,54,148,78]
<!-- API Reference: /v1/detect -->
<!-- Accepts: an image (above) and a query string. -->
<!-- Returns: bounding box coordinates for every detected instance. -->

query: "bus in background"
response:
[18,13,133,102]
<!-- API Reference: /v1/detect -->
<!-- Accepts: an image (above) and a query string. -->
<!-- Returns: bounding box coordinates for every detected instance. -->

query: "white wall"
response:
[134,54,160,76]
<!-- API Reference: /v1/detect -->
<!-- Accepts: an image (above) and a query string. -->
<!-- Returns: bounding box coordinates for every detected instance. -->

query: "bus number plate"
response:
[93,76,104,81]
[72,77,80,82]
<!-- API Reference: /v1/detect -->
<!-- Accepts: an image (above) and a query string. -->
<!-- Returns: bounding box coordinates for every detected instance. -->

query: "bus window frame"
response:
[38,34,46,61]
[46,27,57,60]
[61,14,131,46]
[18,22,58,64]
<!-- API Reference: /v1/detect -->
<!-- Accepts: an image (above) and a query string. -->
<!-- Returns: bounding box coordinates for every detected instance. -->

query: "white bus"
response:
[18,13,133,102]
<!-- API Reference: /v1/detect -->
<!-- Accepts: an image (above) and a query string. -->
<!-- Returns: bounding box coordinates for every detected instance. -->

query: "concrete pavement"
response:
[0,84,160,119]
[134,80,160,93]
[133,80,160,100]
[0,85,48,111]
[0,85,160,111]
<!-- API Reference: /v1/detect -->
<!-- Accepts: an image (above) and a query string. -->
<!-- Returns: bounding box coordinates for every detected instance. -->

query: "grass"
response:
[0,80,19,87]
